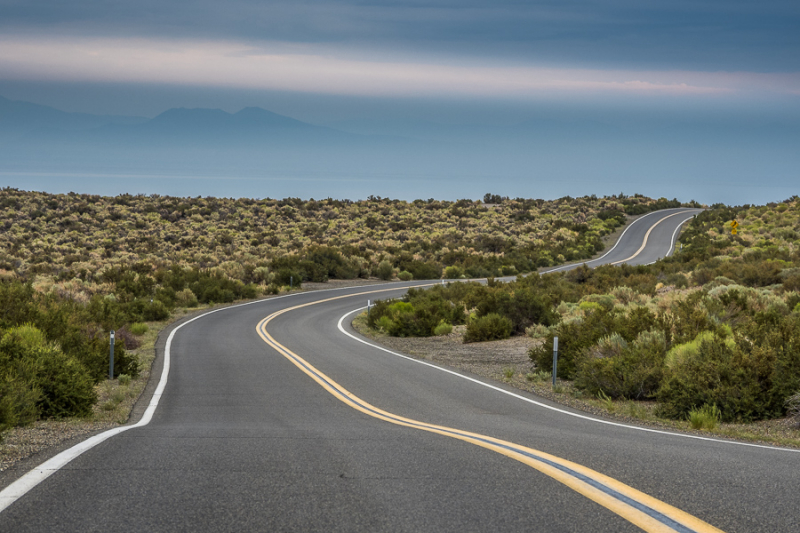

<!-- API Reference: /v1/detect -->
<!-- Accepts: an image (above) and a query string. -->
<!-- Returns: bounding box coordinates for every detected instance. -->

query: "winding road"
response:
[2,208,799,532]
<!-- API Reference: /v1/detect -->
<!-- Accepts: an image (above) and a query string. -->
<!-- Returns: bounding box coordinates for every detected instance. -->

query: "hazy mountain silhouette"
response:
[123,106,358,146]
[4,101,390,149]
[1,95,797,206]
[0,95,146,141]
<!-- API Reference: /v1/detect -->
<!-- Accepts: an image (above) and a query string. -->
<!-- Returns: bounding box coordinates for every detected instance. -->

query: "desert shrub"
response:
[610,286,636,305]
[399,260,442,280]
[460,281,558,334]
[34,343,98,418]
[743,312,800,413]
[656,333,774,422]
[304,245,359,279]
[575,329,666,400]
[582,294,616,311]
[464,313,512,343]
[0,325,97,420]
[433,320,453,336]
[397,270,413,281]
[0,376,40,433]
[374,315,394,332]
[130,323,149,335]
[530,307,617,378]
[786,392,800,428]
[114,326,141,350]
[175,288,198,307]
[526,323,550,339]
[272,267,302,289]
[443,265,464,279]
[377,301,425,336]
[251,266,273,284]
[688,404,721,430]
[784,273,800,292]
[376,260,394,280]
[367,300,435,337]
[138,299,170,321]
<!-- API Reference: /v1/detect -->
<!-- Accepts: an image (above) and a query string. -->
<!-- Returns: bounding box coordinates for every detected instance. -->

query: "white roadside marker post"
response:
[552,336,559,387]
[109,330,115,380]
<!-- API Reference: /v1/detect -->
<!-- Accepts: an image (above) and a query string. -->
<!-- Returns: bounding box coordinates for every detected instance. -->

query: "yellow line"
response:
[255,289,725,533]
[611,211,688,265]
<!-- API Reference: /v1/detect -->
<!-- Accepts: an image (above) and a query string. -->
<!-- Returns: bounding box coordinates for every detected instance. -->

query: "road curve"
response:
[545,207,703,273]
[3,208,799,532]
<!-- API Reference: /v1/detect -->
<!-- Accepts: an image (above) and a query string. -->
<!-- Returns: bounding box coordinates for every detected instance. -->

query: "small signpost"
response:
[552,336,559,387]
[731,220,739,235]
[109,330,115,379]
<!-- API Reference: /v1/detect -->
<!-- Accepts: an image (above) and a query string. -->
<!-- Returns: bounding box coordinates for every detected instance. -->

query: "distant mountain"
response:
[0,95,147,141]
[1,99,383,149]
[124,106,346,145]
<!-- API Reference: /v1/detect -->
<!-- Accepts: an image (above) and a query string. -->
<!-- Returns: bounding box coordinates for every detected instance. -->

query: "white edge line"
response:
[0,281,419,514]
[540,209,697,274]
[666,215,696,258]
[337,307,799,454]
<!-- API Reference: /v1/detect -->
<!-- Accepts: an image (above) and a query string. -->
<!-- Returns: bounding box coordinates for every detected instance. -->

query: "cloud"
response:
[0,1,798,72]
[4,36,793,101]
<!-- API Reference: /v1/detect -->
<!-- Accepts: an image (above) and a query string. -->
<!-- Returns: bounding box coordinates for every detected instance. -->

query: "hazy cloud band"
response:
[5,37,798,99]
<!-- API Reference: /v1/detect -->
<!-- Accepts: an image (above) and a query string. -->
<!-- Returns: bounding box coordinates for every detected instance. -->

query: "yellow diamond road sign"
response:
[731,220,739,234]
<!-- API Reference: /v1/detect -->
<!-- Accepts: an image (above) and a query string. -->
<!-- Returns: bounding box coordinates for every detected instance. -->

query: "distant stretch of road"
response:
[3,208,799,532]
[544,207,703,272]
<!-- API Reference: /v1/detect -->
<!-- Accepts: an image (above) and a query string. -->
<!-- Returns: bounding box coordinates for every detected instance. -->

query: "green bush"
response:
[443,265,463,279]
[273,267,302,289]
[175,288,198,307]
[397,270,413,281]
[129,323,149,335]
[433,320,453,336]
[0,325,97,421]
[376,260,394,280]
[656,334,773,422]
[575,329,667,400]
[142,300,170,321]
[464,313,512,343]
[787,392,800,428]
[0,376,40,434]
[399,260,442,280]
[375,315,395,333]
[688,403,721,430]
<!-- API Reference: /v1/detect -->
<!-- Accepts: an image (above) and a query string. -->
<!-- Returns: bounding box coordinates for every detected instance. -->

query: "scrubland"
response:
[367,199,800,432]
[0,187,688,436]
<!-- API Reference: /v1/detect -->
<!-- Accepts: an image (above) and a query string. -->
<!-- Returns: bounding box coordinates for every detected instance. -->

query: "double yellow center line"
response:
[256,288,724,533]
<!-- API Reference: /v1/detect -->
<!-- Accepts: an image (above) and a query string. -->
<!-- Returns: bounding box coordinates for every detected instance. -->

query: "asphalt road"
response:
[2,208,799,532]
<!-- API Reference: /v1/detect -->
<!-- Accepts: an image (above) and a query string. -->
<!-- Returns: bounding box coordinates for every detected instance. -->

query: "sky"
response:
[0,1,799,203]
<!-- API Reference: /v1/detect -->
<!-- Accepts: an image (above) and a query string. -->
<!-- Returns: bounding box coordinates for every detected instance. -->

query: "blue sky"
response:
[0,1,798,203]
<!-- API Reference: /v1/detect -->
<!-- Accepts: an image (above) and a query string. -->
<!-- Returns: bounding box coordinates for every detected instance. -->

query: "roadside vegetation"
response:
[0,187,692,438]
[366,198,800,433]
